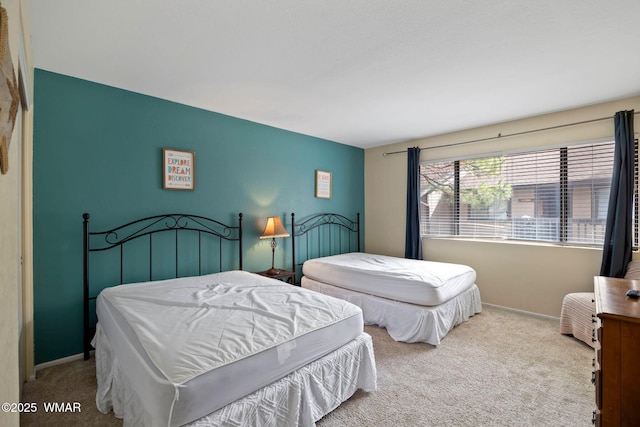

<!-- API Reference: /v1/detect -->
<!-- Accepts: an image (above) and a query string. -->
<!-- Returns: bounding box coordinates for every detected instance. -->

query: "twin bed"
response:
[83,213,376,426]
[291,213,482,345]
[83,211,480,426]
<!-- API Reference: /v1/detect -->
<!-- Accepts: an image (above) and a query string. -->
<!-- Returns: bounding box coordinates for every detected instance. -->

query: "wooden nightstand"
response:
[255,269,296,285]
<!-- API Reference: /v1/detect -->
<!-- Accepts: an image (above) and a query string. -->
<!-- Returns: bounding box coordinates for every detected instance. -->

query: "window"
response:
[420,140,638,246]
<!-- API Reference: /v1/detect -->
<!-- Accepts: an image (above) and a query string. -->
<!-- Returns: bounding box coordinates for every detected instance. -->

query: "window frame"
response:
[419,138,639,248]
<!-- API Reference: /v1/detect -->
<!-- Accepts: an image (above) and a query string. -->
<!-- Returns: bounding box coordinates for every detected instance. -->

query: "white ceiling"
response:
[29,0,640,149]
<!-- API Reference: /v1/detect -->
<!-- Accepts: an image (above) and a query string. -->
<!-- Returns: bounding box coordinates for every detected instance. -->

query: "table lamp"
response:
[260,216,290,275]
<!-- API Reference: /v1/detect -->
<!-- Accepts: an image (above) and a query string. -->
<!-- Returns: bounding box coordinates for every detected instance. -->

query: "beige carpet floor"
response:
[20,305,594,426]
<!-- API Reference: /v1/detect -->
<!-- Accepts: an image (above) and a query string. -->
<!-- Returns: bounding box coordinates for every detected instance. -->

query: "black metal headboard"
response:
[290,212,360,284]
[82,212,243,360]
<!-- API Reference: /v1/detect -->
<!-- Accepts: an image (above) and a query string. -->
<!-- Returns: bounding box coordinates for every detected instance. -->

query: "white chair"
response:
[560,292,596,348]
[559,260,640,347]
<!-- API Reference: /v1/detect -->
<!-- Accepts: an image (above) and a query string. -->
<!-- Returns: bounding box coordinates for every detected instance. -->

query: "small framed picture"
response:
[163,148,195,190]
[315,170,332,199]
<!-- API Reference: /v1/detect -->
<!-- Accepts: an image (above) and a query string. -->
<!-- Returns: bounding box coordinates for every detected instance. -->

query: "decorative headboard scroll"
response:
[290,212,360,284]
[82,212,243,360]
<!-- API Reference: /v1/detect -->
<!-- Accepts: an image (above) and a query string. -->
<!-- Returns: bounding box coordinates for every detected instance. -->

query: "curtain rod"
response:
[382,111,640,156]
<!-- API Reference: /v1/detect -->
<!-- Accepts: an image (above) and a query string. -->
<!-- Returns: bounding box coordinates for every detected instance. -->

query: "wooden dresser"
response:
[593,276,640,426]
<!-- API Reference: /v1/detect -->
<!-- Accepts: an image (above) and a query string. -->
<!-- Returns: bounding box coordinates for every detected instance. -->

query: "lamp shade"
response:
[260,216,290,239]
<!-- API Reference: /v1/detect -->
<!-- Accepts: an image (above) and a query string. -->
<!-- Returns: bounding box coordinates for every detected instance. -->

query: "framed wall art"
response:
[163,148,195,190]
[315,169,332,199]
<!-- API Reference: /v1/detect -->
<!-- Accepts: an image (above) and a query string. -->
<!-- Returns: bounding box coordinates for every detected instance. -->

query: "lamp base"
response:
[265,267,282,276]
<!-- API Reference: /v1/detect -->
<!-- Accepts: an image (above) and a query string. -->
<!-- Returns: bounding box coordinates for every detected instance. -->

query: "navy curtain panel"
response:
[405,147,423,259]
[600,110,635,277]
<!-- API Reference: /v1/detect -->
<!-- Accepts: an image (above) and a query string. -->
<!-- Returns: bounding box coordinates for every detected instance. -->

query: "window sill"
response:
[422,236,604,251]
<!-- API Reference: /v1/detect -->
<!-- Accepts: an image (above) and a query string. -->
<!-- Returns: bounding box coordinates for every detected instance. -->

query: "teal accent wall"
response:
[33,69,364,364]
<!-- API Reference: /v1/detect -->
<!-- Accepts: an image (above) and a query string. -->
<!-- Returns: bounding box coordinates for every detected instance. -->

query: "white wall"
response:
[365,96,640,317]
[0,1,31,426]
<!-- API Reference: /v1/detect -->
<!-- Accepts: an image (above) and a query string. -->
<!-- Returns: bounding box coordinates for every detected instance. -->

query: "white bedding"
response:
[94,270,368,427]
[94,325,377,427]
[302,277,482,345]
[302,252,477,305]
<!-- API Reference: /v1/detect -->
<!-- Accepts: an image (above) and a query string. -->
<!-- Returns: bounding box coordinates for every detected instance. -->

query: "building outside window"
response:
[420,140,635,247]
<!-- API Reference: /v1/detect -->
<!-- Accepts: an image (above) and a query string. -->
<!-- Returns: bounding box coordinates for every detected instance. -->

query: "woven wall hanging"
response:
[0,6,19,175]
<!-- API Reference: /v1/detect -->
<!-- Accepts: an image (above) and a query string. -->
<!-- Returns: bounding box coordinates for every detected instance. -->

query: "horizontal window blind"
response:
[420,140,626,246]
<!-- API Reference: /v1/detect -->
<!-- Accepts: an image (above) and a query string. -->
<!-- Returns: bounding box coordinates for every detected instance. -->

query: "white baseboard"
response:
[32,351,93,380]
[482,302,560,322]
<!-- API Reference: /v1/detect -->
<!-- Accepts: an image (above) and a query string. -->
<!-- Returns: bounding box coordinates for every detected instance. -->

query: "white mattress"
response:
[95,270,364,427]
[302,252,477,306]
[302,277,482,345]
